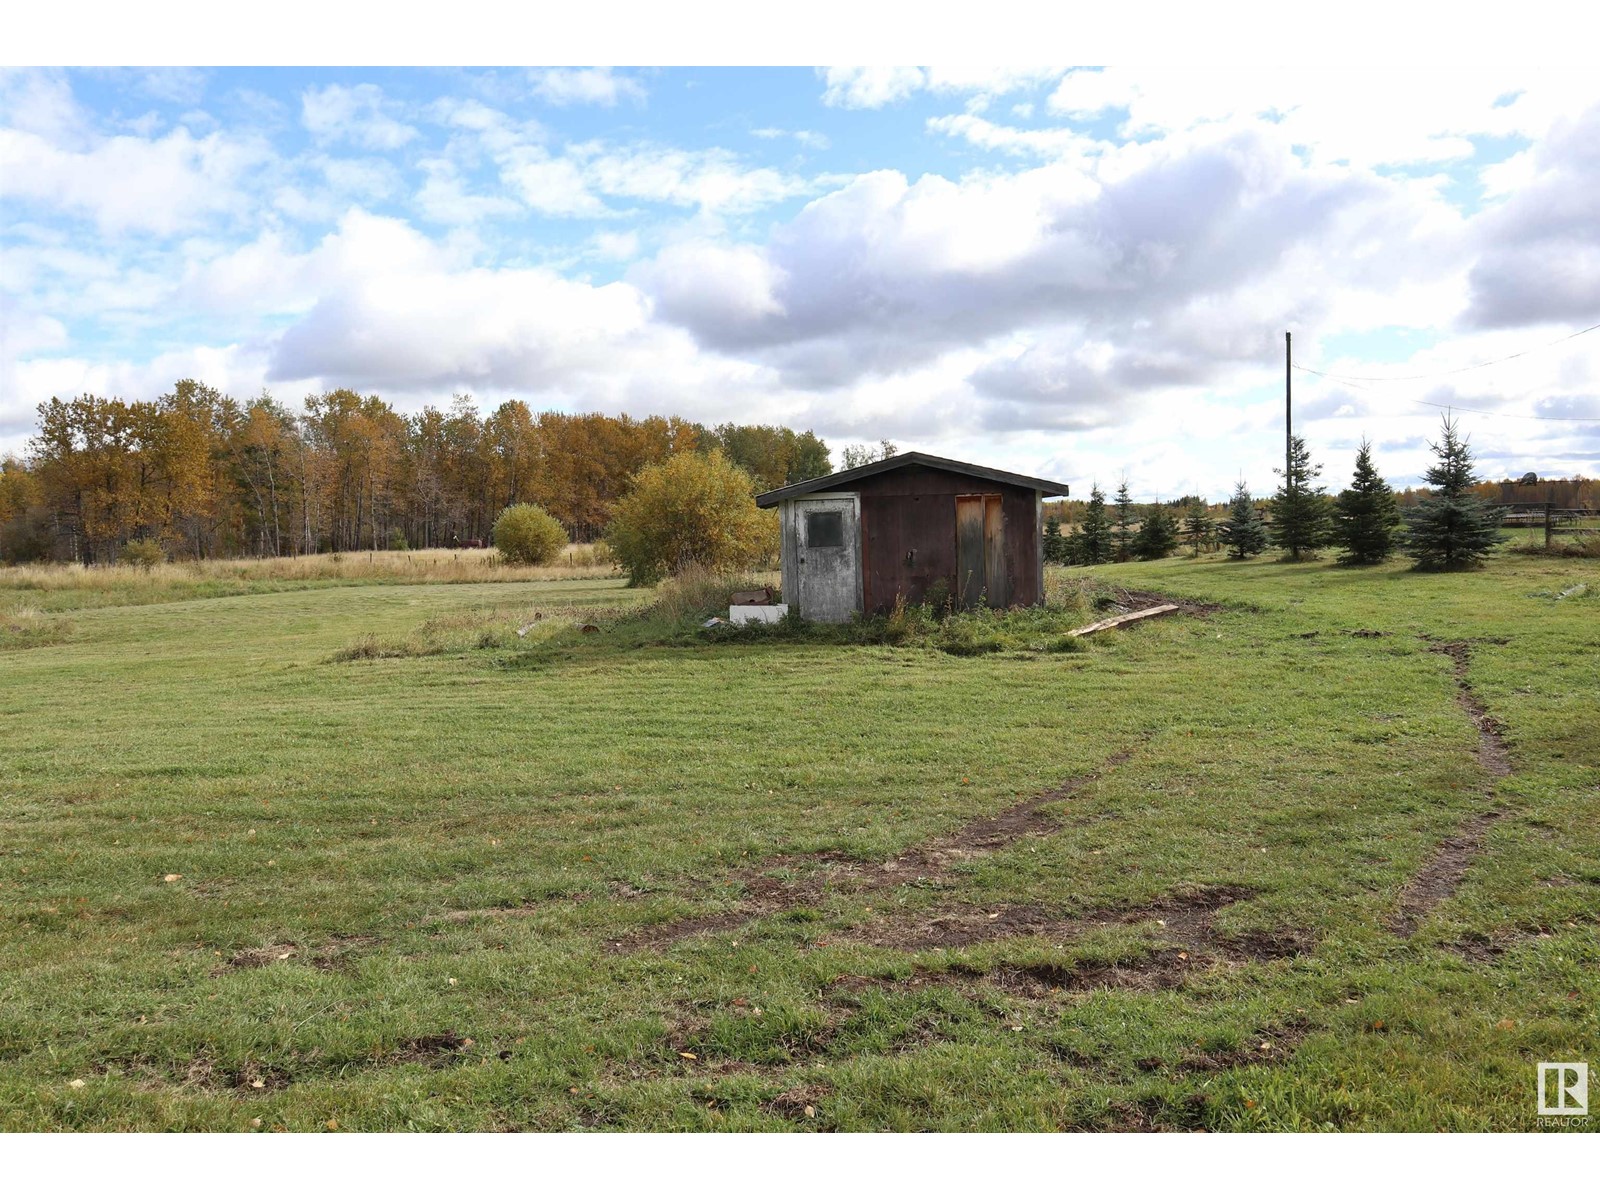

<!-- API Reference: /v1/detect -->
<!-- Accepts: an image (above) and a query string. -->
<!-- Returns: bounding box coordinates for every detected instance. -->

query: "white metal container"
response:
[728,604,789,624]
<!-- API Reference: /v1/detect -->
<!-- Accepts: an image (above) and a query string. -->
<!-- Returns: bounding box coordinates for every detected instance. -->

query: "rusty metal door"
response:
[795,497,860,622]
[955,494,1006,607]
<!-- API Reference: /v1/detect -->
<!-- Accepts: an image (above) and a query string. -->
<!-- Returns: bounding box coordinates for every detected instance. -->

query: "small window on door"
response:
[806,510,845,548]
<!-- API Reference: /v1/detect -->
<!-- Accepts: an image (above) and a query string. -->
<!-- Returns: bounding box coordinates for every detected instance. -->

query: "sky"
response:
[3,61,1599,499]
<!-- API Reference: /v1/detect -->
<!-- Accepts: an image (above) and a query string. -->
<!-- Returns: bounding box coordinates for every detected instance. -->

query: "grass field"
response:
[0,545,621,617]
[1,550,1595,1131]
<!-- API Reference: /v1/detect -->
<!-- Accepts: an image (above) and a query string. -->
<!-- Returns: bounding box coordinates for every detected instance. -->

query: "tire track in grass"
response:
[608,750,1136,952]
[1384,639,1513,938]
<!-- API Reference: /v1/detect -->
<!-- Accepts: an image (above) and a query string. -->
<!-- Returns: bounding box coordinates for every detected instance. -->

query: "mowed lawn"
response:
[0,553,1595,1131]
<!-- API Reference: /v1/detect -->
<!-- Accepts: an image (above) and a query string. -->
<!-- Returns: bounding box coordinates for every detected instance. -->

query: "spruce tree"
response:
[1113,478,1135,561]
[1043,515,1065,564]
[1181,496,1215,557]
[1332,438,1401,566]
[1270,435,1333,561]
[1219,481,1269,558]
[1132,503,1179,560]
[1062,528,1087,566]
[1080,484,1114,565]
[1400,416,1506,570]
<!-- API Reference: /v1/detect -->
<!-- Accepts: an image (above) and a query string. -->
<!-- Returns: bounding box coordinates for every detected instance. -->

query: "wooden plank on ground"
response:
[1067,604,1180,637]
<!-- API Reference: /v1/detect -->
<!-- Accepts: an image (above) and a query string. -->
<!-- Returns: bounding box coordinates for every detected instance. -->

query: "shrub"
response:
[122,537,166,569]
[387,529,410,551]
[492,503,568,566]
[606,450,776,586]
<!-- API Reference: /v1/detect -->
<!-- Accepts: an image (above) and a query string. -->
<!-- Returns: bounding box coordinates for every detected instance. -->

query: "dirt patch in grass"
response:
[1425,639,1513,777]
[1386,639,1514,937]
[215,935,376,974]
[389,1032,477,1067]
[872,750,1136,882]
[1173,1020,1312,1073]
[1447,931,1511,962]
[443,903,541,923]
[219,942,301,972]
[1106,587,1225,617]
[611,749,1135,952]
[833,887,1307,988]
[763,1082,833,1120]
[115,1052,297,1094]
[852,883,1273,953]
[1387,811,1504,939]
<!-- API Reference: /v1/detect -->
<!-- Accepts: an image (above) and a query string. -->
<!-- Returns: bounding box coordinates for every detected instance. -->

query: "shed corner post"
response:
[1036,489,1044,605]
[778,499,797,610]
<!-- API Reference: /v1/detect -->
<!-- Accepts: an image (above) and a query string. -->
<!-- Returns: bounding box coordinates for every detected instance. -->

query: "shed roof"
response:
[754,451,1071,508]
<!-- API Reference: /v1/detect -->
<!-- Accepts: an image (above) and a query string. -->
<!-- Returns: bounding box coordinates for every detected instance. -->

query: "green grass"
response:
[1,551,1595,1131]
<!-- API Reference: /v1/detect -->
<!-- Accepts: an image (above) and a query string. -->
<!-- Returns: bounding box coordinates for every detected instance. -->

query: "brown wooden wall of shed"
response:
[854,465,1042,614]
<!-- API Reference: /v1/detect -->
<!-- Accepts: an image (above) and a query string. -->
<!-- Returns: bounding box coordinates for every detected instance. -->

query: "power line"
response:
[1409,397,1600,423]
[1292,364,1600,423]
[1292,319,1600,383]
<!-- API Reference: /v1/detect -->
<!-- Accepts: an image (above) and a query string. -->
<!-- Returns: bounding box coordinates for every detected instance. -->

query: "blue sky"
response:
[3,64,1599,496]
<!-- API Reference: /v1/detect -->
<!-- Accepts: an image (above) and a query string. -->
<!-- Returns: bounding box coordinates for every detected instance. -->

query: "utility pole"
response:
[1285,331,1293,489]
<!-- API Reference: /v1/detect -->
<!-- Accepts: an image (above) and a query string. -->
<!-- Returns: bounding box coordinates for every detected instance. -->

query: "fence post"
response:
[1545,502,1553,551]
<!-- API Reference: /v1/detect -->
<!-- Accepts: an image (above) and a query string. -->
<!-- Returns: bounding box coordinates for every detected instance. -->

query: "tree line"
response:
[1043,416,1509,571]
[0,382,834,564]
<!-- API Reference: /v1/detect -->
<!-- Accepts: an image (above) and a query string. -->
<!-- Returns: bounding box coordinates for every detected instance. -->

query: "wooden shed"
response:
[755,452,1071,623]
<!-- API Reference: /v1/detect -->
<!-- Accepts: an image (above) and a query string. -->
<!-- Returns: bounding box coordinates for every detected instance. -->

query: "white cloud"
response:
[819,67,927,109]
[0,124,270,236]
[301,83,417,151]
[633,240,787,330]
[528,68,645,107]
[819,66,1064,110]
[571,142,816,213]
[0,309,69,359]
[752,127,830,150]
[0,69,88,145]
[589,230,640,260]
[1464,103,1600,328]
[927,113,1100,158]
[415,158,522,225]
[501,147,611,217]
[133,68,209,106]
[1047,66,1600,170]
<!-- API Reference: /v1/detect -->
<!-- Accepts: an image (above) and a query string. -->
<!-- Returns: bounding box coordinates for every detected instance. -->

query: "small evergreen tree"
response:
[1271,435,1333,561]
[1219,481,1269,558]
[1400,416,1506,571]
[1132,503,1179,560]
[1113,478,1135,561]
[1080,484,1114,565]
[1043,515,1065,564]
[1062,527,1088,565]
[1332,438,1401,566]
[1181,496,1215,557]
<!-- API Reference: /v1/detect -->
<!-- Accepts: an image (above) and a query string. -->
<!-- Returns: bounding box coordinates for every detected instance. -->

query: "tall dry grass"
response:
[2,545,621,594]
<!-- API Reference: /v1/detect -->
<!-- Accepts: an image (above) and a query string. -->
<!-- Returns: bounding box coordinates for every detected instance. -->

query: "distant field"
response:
[0,546,621,615]
[0,551,1595,1131]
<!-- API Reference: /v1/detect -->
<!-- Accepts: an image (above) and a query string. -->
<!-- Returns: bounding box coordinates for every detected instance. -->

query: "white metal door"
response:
[795,497,860,622]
